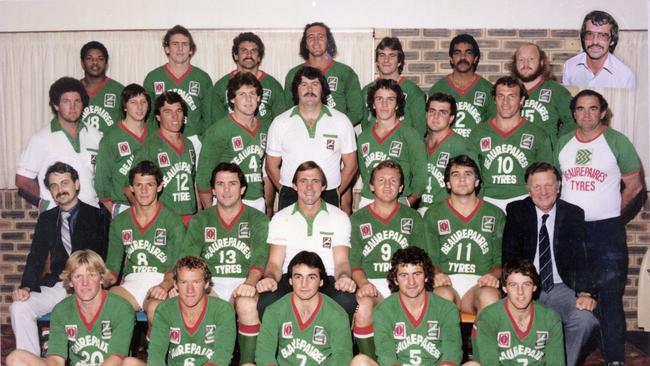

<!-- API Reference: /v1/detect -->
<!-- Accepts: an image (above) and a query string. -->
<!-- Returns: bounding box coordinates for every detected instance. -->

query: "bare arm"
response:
[46,355,66,366]
[199,191,213,210]
[256,244,286,293]
[265,155,282,191]
[123,186,136,207]
[333,246,356,293]
[339,152,358,193]
[234,269,265,298]
[621,171,644,213]
[16,174,40,206]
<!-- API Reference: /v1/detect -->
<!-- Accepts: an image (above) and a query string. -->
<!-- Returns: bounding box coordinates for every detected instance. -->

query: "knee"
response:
[9,301,33,319]
[475,287,500,307]
[350,354,378,366]
[573,310,599,330]
[6,349,31,366]
[433,286,456,302]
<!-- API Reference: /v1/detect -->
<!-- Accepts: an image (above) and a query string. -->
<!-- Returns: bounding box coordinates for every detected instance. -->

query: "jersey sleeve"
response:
[356,138,370,195]
[46,303,69,359]
[208,300,237,365]
[333,211,352,248]
[208,81,228,126]
[106,219,126,275]
[283,67,298,109]
[359,83,372,128]
[265,117,284,158]
[182,214,206,257]
[343,69,364,126]
[268,77,289,116]
[94,134,115,202]
[255,306,280,366]
[407,86,427,137]
[484,95,496,122]
[142,72,158,129]
[409,212,427,252]
[490,208,506,268]
[349,214,363,270]
[147,303,172,365]
[107,298,136,356]
[16,132,42,179]
[161,215,186,272]
[324,306,353,366]
[405,127,428,196]
[473,307,499,365]
[534,128,555,166]
[249,212,270,271]
[339,115,358,155]
[423,209,441,268]
[608,129,642,175]
[555,85,576,138]
[545,310,566,366]
[198,74,214,134]
[373,302,401,365]
[196,125,225,191]
[439,299,463,365]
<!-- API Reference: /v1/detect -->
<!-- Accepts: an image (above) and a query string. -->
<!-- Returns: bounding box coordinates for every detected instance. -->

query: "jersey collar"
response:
[292,200,328,237]
[51,118,84,153]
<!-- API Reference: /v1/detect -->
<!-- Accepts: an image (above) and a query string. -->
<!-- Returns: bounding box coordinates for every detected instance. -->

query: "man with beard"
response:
[10,162,109,356]
[563,10,635,89]
[428,34,495,138]
[511,43,575,144]
[79,41,124,134]
[360,37,427,136]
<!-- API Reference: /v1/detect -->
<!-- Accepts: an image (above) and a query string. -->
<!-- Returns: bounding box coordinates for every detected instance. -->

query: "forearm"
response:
[339,160,357,192]
[621,178,643,213]
[265,157,282,190]
[262,262,282,282]
[199,191,213,209]
[351,269,370,287]
[245,268,264,286]
[46,355,66,366]
[16,175,40,206]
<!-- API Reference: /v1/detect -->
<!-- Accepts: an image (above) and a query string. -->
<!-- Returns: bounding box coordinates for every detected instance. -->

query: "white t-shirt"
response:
[266,106,357,189]
[16,119,101,209]
[267,200,351,273]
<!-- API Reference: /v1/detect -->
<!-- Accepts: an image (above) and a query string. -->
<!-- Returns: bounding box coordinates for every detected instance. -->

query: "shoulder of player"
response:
[398,204,423,221]
[331,60,357,76]
[476,298,503,321]
[158,204,186,225]
[244,205,269,223]
[323,202,350,223]
[374,292,399,314]
[188,65,211,81]
[475,75,494,87]
[265,292,293,317]
[204,115,234,136]
[206,294,235,313]
[350,205,371,223]
[269,107,296,127]
[259,72,284,88]
[214,72,233,88]
[269,204,294,225]
[143,66,166,83]
[319,293,349,320]
[480,200,506,219]
[602,126,634,146]
[80,124,103,141]
[105,78,125,89]
[51,294,76,316]
[532,300,562,323]
[325,107,354,126]
[428,291,459,314]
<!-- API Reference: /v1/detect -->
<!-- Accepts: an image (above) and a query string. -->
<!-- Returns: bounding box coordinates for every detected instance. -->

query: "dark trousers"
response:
[278,186,340,211]
[585,217,628,363]
[257,274,357,323]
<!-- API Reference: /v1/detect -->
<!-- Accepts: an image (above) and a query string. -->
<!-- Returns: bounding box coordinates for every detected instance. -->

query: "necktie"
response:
[61,211,72,255]
[539,214,554,292]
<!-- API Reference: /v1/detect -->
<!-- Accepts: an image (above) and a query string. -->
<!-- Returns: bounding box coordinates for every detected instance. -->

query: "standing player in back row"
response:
[361,37,427,136]
[424,155,504,315]
[143,25,212,154]
[511,43,575,145]
[197,72,268,212]
[428,33,495,138]
[183,163,269,366]
[79,41,124,134]
[350,161,425,358]
[356,79,427,208]
[420,92,477,214]
[134,91,197,223]
[469,76,553,212]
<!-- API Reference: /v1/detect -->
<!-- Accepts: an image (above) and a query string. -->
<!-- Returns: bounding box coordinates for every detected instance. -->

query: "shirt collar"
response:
[292,199,328,215]
[289,105,332,118]
[535,203,557,224]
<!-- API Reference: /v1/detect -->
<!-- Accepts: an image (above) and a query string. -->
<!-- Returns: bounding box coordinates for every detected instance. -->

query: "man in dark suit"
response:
[10,162,110,356]
[503,162,599,366]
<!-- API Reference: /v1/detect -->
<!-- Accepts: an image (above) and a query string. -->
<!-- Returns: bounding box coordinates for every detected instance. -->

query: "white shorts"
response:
[369,278,392,299]
[417,206,428,216]
[449,274,481,299]
[243,197,265,213]
[121,273,165,309]
[111,203,130,218]
[211,277,245,301]
[483,194,528,213]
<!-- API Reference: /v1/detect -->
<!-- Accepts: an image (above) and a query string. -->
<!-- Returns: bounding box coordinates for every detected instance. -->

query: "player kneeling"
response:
[7,250,135,366]
[470,259,564,365]
[256,251,353,365]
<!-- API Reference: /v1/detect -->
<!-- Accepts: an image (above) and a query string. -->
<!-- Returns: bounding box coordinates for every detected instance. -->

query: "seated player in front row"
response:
[124,256,236,366]
[468,259,565,366]
[424,154,504,315]
[351,246,462,366]
[7,249,135,366]
[105,160,185,329]
[256,251,353,366]
[183,162,269,365]
[350,160,425,357]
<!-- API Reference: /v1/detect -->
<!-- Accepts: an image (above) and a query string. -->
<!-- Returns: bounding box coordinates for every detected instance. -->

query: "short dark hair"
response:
[80,41,109,61]
[226,72,263,113]
[173,256,213,294]
[48,77,89,115]
[426,92,457,120]
[581,10,619,53]
[387,247,434,293]
[449,34,481,71]
[375,37,405,74]
[292,161,328,190]
[287,251,328,288]
[44,162,79,187]
[501,259,540,290]
[290,66,331,106]
[154,91,188,118]
[570,89,609,115]
[299,22,337,60]
[163,25,196,56]
[232,32,265,62]
[120,83,151,120]
[210,162,248,194]
[444,154,481,194]
[524,162,561,183]
[367,79,406,119]
[128,160,163,186]
[492,75,528,101]
[370,160,404,187]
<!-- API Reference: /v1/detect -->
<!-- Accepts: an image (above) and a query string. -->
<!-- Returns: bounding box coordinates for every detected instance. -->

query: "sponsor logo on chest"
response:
[204,227,217,242]
[327,76,338,92]
[474,91,486,107]
[104,93,116,108]
[360,223,373,239]
[118,141,131,157]
[498,331,511,348]
[282,321,293,338]
[157,152,171,168]
[205,325,216,344]
[520,133,534,150]
[154,228,167,246]
[239,222,250,239]
[389,141,403,157]
[101,320,112,339]
[393,322,406,339]
[188,81,200,96]
[481,216,495,233]
[538,89,552,103]
[426,320,440,340]
[232,136,244,151]
[535,331,549,349]
[66,324,77,341]
[437,219,451,235]
[313,325,327,345]
[122,230,133,245]
[575,148,593,166]
[154,82,165,95]
[400,218,413,235]
[170,327,181,344]
[480,137,492,152]
[436,152,450,168]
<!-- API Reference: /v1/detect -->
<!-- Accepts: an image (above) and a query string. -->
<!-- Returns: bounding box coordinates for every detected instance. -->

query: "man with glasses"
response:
[563,10,635,89]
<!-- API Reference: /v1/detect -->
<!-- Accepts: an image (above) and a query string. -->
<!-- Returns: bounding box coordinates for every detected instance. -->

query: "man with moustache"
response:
[10,162,109,356]
[428,34,496,138]
[563,10,636,89]
[511,43,575,144]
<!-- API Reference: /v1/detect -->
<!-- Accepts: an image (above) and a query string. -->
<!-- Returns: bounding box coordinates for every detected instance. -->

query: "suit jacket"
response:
[20,200,110,292]
[503,197,597,294]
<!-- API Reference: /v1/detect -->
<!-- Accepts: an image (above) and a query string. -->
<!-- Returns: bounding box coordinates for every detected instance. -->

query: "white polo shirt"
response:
[267,200,351,273]
[266,106,357,189]
[16,119,101,209]
[562,52,636,89]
